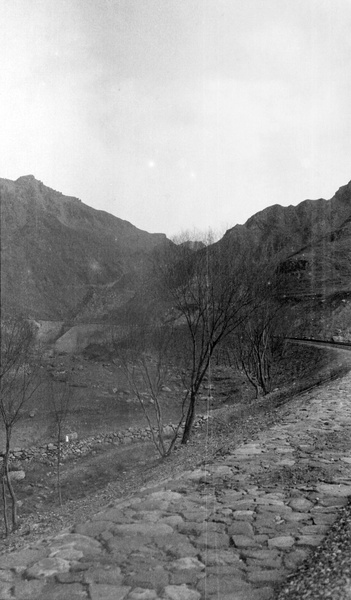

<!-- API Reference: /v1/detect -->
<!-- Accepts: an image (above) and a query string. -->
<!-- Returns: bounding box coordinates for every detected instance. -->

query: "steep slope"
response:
[220,180,351,298]
[0,175,168,319]
[223,181,351,257]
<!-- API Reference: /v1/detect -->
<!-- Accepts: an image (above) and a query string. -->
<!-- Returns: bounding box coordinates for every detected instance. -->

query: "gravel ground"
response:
[275,501,351,599]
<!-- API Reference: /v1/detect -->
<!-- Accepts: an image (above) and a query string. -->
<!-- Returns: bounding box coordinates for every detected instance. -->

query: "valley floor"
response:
[1,349,351,600]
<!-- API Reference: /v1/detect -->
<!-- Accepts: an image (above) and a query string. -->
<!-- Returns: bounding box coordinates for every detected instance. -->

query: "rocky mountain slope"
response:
[220,180,351,299]
[1,176,350,340]
[224,180,351,257]
[0,175,169,320]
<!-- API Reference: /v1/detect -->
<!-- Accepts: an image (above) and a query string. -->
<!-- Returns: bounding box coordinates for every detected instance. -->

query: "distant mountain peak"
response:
[16,174,37,183]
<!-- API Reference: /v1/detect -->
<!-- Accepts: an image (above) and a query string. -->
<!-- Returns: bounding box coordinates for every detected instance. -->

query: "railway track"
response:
[286,336,351,351]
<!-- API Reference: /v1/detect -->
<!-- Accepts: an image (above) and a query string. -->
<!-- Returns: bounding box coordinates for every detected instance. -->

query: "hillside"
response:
[0,175,169,320]
[1,175,350,345]
[219,180,351,297]
[222,181,350,258]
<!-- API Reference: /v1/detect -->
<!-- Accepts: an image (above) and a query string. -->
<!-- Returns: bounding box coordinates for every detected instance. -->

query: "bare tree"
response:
[48,372,72,507]
[0,315,42,534]
[230,302,283,397]
[158,237,257,444]
[228,266,294,397]
[113,307,186,457]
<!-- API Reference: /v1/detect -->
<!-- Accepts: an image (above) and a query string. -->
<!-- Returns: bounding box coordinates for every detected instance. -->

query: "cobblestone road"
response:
[1,370,351,600]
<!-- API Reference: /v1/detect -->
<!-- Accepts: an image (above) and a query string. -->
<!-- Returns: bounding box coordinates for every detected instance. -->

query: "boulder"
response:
[9,470,25,481]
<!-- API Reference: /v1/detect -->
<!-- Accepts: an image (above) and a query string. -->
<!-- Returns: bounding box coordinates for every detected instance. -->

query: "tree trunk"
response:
[3,426,18,532]
[57,429,62,508]
[1,475,9,536]
[181,391,196,444]
[5,462,18,531]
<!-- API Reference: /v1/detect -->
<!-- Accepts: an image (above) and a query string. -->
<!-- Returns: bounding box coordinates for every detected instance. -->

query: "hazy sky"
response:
[1,0,351,237]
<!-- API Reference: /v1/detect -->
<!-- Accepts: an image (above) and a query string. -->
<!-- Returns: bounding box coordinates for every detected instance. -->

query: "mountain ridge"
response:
[222,180,351,261]
[0,175,169,319]
[1,175,350,324]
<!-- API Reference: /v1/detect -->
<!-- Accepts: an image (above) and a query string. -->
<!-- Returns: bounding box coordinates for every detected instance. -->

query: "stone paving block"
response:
[165,542,199,559]
[205,566,245,577]
[83,566,123,585]
[49,546,84,561]
[232,510,255,520]
[228,521,254,537]
[128,498,167,513]
[73,520,115,537]
[56,571,84,583]
[196,575,250,594]
[112,523,173,537]
[218,587,273,600]
[180,510,208,522]
[0,569,14,583]
[313,513,338,525]
[298,524,329,535]
[227,500,256,510]
[219,491,245,502]
[284,511,311,522]
[26,557,71,579]
[319,496,349,507]
[246,555,283,569]
[202,521,227,533]
[38,582,87,600]
[105,537,148,555]
[193,532,231,548]
[198,549,244,566]
[311,505,341,514]
[170,570,203,585]
[288,497,314,511]
[0,581,12,600]
[176,522,204,536]
[160,515,184,527]
[247,568,287,583]
[257,505,293,515]
[316,483,351,497]
[89,583,131,600]
[163,584,201,600]
[124,568,169,589]
[274,523,301,536]
[168,557,205,571]
[127,588,158,600]
[153,533,190,551]
[252,517,277,530]
[267,536,295,549]
[256,498,287,507]
[148,490,183,502]
[14,579,47,599]
[50,533,103,559]
[232,535,262,548]
[0,547,47,569]
[240,548,280,560]
[71,562,91,572]
[124,558,165,573]
[296,535,324,547]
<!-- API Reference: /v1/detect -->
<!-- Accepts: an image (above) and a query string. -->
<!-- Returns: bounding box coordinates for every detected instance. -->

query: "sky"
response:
[1,0,351,237]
